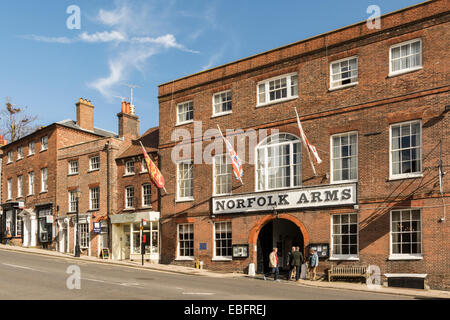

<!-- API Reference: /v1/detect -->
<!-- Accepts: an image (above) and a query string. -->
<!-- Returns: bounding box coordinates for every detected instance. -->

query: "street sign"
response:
[93,222,101,234]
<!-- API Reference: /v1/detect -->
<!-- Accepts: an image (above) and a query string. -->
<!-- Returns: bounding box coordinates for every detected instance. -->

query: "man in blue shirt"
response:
[308,248,319,281]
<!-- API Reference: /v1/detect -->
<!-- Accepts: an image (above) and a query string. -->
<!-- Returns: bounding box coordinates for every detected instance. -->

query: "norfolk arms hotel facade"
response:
[158,0,449,290]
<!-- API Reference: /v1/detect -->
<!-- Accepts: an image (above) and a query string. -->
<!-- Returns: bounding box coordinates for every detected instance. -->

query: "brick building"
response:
[111,127,160,262]
[0,99,134,255]
[157,0,449,289]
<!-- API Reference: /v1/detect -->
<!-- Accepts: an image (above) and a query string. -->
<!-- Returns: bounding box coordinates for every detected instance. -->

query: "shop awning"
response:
[110,211,160,224]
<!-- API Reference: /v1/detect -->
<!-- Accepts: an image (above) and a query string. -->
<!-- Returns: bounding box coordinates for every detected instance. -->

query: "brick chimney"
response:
[117,101,139,139]
[76,98,94,131]
[0,135,6,146]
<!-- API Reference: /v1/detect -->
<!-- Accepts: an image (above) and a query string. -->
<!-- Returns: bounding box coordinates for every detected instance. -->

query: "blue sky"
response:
[0,0,425,135]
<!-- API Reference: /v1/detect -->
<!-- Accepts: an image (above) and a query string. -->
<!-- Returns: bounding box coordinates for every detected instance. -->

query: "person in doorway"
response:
[264,248,280,281]
[292,246,304,282]
[308,248,319,280]
[5,227,11,245]
[287,246,296,280]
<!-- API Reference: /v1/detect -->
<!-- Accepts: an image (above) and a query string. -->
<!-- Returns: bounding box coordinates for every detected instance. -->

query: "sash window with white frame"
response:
[390,120,421,179]
[7,178,12,199]
[28,141,35,155]
[69,160,78,175]
[331,213,358,258]
[177,101,194,125]
[214,221,232,259]
[213,90,232,116]
[257,73,298,106]
[28,172,34,195]
[256,133,301,191]
[390,39,422,76]
[125,160,135,175]
[125,186,134,208]
[330,57,358,89]
[41,136,48,151]
[213,154,232,196]
[17,147,23,160]
[177,161,193,200]
[90,156,100,171]
[41,168,48,192]
[390,209,422,257]
[142,183,151,207]
[90,187,99,211]
[17,175,23,198]
[7,151,13,163]
[69,191,78,212]
[177,223,194,258]
[331,132,358,182]
[141,158,148,172]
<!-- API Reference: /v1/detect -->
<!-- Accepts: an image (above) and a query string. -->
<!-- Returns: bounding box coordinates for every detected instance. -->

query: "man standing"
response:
[308,248,319,280]
[264,248,280,281]
[287,246,296,280]
[292,246,304,282]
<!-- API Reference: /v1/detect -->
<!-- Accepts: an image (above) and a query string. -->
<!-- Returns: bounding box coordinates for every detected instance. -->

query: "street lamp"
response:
[74,190,82,257]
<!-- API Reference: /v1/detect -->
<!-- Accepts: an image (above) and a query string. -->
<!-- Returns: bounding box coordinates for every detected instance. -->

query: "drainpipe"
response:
[105,141,111,253]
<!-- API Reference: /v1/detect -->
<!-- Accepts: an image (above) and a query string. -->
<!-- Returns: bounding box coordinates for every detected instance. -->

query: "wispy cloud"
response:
[79,31,126,43]
[20,34,73,44]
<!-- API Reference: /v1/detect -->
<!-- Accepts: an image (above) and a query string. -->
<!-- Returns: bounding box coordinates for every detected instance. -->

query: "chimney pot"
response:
[76,98,95,131]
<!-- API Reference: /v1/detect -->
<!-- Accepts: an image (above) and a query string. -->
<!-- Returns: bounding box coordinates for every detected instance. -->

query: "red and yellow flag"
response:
[139,141,165,191]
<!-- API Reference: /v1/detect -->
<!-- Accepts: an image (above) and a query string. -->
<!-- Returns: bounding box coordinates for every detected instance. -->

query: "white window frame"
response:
[330,213,359,260]
[177,223,194,260]
[41,168,48,192]
[255,133,302,192]
[176,100,194,125]
[41,136,48,151]
[141,158,148,173]
[69,191,78,213]
[213,154,232,196]
[330,131,358,184]
[17,175,23,198]
[89,156,100,171]
[213,221,232,260]
[78,223,90,249]
[389,120,422,180]
[212,90,232,117]
[329,56,358,90]
[28,141,35,155]
[389,38,422,77]
[142,183,152,207]
[7,151,13,163]
[7,178,12,200]
[28,172,34,195]
[125,186,134,209]
[125,160,135,175]
[89,187,99,211]
[176,160,194,202]
[389,209,423,260]
[256,72,298,107]
[17,147,23,160]
[68,160,79,175]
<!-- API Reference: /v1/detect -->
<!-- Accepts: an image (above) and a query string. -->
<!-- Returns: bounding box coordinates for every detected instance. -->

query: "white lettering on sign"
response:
[212,183,356,214]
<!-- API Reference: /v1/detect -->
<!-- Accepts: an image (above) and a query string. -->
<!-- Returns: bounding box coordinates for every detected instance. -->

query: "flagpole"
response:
[217,125,244,185]
[294,107,318,176]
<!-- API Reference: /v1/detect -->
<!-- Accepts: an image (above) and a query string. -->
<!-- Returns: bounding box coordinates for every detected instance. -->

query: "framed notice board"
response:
[102,248,110,259]
[308,243,329,260]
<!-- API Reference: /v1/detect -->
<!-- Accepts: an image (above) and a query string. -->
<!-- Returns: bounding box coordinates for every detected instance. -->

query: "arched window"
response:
[256,133,301,191]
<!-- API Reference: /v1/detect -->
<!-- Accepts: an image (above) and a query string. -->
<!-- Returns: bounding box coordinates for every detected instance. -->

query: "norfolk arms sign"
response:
[212,183,357,214]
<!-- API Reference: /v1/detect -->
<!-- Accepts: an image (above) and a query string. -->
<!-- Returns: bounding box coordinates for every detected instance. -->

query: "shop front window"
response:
[129,221,159,255]
[38,208,52,243]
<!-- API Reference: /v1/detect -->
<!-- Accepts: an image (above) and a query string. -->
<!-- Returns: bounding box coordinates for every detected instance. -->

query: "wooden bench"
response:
[328,265,369,282]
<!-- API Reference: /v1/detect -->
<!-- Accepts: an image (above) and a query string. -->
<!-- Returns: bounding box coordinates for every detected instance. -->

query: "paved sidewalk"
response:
[1,244,449,299]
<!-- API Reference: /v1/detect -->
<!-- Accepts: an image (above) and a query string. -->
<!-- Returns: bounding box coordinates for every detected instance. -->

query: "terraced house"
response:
[157,0,449,290]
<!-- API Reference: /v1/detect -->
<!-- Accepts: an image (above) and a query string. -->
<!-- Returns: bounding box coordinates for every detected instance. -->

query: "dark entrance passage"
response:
[256,218,303,274]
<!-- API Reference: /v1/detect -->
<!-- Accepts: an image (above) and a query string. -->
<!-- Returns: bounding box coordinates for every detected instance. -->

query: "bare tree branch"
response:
[1,97,39,142]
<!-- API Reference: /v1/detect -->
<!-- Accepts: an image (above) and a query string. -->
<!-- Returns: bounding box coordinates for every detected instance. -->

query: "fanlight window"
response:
[256,133,301,191]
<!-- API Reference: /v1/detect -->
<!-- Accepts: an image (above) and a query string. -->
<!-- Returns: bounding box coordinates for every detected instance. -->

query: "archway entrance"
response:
[256,218,304,274]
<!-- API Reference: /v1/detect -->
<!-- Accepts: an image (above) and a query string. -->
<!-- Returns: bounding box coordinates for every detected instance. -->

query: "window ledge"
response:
[175,257,194,261]
[67,173,78,177]
[17,158,23,162]
[140,171,148,174]
[212,257,232,262]
[256,96,298,109]
[388,66,422,78]
[388,255,423,261]
[384,273,427,278]
[175,198,194,203]
[211,111,232,119]
[175,120,194,127]
[141,206,152,209]
[27,154,34,157]
[329,256,359,261]
[123,208,135,211]
[88,169,100,173]
[330,179,358,185]
[40,149,48,153]
[39,191,48,194]
[26,194,34,197]
[123,173,135,177]
[328,82,358,92]
[388,173,423,181]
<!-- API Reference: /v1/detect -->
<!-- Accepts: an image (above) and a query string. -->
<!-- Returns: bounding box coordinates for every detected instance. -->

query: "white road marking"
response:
[2,263,46,272]
[83,278,106,283]
[182,292,215,295]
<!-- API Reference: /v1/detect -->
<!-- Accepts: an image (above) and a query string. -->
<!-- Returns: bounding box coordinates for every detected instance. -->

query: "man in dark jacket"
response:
[287,246,296,280]
[292,247,304,282]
